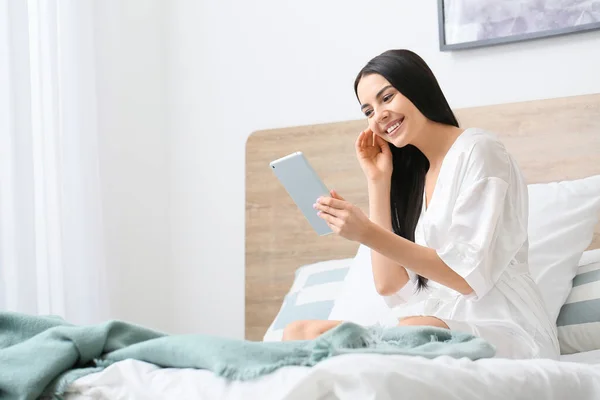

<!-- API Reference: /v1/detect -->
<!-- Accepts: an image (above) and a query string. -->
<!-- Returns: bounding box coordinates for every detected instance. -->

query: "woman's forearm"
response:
[367,181,410,295]
[361,222,473,295]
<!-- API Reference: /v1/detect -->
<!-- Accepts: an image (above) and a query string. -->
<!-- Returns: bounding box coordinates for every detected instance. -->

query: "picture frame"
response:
[438,0,600,51]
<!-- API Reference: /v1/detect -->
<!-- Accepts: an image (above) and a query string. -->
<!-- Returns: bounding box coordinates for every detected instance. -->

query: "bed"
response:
[65,94,600,399]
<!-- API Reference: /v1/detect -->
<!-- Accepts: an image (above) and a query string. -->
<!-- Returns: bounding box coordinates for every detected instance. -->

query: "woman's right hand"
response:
[355,128,393,183]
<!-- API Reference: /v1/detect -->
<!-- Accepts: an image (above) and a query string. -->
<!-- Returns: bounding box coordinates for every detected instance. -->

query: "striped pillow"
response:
[262,258,351,342]
[557,249,600,354]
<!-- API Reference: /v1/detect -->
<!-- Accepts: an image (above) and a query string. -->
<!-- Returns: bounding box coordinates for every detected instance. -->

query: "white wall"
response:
[168,0,600,337]
[94,1,172,332]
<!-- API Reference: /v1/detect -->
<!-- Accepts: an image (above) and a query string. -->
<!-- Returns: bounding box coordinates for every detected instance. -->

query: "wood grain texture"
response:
[245,93,600,340]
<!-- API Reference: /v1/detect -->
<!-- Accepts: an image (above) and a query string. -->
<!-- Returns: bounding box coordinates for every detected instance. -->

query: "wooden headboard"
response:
[245,93,600,340]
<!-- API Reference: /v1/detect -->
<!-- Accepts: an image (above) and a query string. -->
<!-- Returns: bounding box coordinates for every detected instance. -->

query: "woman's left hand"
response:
[314,190,373,242]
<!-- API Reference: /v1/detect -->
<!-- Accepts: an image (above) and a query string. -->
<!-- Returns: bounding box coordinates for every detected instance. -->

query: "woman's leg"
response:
[282,316,449,341]
[282,320,343,341]
[398,315,450,329]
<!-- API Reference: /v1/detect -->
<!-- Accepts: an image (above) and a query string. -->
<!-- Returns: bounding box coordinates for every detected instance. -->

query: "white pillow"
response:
[528,175,600,323]
[557,249,600,354]
[262,258,351,342]
[330,175,600,326]
[328,244,395,326]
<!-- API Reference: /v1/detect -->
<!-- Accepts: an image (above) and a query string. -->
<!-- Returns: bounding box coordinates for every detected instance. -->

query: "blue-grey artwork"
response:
[438,0,600,50]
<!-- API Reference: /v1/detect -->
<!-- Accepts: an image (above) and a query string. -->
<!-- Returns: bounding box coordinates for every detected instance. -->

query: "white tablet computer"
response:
[269,152,333,236]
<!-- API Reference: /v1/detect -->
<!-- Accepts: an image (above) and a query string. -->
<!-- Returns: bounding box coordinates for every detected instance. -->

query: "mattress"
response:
[65,353,600,400]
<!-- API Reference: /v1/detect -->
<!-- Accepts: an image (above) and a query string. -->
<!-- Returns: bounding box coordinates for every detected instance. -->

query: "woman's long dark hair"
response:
[353,49,459,291]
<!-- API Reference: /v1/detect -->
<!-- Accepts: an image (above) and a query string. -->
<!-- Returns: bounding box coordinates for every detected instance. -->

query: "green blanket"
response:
[0,312,495,400]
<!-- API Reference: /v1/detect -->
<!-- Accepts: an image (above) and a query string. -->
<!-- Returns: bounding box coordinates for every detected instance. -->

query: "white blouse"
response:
[381,128,560,360]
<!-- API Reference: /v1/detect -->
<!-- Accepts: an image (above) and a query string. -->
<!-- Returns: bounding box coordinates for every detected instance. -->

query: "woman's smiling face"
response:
[356,73,429,149]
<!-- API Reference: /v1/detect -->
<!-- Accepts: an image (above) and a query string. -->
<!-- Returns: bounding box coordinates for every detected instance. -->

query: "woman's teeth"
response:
[387,123,399,134]
[387,120,402,135]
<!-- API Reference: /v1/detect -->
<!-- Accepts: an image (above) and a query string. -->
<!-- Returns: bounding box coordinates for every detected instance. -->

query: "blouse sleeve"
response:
[435,176,512,300]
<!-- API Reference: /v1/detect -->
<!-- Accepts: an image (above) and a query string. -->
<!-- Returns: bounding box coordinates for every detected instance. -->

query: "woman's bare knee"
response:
[282,320,342,341]
[282,320,310,341]
[398,316,450,329]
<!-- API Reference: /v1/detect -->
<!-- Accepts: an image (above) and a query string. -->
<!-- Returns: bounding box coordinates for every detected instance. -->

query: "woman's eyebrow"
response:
[360,85,393,110]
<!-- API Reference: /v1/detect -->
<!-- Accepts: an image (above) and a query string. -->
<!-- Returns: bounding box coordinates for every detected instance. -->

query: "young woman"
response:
[281,49,559,360]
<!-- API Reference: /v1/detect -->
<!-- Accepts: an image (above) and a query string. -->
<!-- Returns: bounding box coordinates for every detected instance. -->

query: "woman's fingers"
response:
[375,133,388,151]
[373,131,381,146]
[317,196,346,209]
[355,130,364,151]
[316,210,341,227]
[314,196,347,218]
[325,221,338,232]
[330,189,345,201]
[313,202,339,217]
[363,128,374,147]
[356,128,374,151]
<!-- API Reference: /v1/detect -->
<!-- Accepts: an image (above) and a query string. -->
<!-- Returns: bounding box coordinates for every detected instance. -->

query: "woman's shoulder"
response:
[458,128,509,157]
[454,128,513,182]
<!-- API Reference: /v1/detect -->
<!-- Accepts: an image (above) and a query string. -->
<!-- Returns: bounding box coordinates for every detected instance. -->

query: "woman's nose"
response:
[376,109,390,123]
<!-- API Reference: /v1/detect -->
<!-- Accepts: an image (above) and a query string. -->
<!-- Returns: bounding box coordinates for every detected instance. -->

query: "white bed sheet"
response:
[66,354,600,400]
[560,349,600,364]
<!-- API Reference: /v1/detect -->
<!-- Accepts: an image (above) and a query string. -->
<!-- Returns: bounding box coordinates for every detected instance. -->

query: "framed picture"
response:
[438,0,600,51]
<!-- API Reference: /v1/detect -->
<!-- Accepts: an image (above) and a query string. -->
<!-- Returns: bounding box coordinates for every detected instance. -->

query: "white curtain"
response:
[0,0,109,324]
